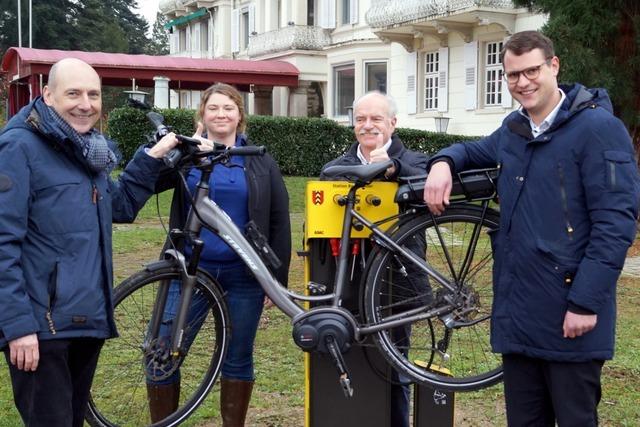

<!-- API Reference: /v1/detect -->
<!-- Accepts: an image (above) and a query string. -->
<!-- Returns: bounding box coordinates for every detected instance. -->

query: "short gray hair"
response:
[352,91,397,117]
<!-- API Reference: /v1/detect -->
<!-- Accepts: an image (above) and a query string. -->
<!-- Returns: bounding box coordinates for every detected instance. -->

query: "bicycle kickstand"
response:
[324,335,354,398]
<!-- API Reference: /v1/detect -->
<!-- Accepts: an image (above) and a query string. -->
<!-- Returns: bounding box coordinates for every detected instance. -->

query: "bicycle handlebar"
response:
[145,111,265,168]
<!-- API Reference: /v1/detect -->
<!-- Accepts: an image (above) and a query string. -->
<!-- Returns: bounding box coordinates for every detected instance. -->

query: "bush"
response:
[107,107,480,175]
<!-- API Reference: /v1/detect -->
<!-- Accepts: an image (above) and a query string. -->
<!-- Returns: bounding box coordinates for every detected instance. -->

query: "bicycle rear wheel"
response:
[86,263,230,427]
[364,205,501,392]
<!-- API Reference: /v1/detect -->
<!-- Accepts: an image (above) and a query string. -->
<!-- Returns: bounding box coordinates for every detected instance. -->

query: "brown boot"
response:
[220,378,254,427]
[147,381,180,423]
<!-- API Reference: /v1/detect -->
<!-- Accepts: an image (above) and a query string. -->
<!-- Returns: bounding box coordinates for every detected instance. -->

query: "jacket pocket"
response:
[603,150,637,193]
[33,180,96,233]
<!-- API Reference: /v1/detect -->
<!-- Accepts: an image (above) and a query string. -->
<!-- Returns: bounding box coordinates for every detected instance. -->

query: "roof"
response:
[1,47,299,90]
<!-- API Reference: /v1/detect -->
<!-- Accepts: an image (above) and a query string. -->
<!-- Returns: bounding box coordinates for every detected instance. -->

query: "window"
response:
[365,62,387,93]
[484,41,503,106]
[307,0,316,25]
[424,51,439,110]
[334,64,355,116]
[341,0,350,24]
[242,10,250,49]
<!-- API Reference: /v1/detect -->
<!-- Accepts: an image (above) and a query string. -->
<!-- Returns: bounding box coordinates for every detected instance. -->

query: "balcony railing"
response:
[366,0,516,28]
[248,25,331,57]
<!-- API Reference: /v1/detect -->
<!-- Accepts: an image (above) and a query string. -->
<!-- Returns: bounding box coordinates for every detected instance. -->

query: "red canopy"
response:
[1,47,299,116]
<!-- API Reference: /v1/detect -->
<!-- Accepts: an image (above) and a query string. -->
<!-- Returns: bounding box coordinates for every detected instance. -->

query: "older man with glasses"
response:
[424,30,640,426]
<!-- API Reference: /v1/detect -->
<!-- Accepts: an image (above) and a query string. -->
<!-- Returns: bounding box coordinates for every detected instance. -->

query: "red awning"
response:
[2,47,299,89]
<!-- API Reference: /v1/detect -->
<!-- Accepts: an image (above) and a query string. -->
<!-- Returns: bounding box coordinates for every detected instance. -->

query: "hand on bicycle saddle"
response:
[423,161,452,215]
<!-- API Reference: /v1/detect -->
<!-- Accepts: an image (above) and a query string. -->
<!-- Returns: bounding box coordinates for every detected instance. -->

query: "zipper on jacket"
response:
[557,163,574,240]
[46,263,58,335]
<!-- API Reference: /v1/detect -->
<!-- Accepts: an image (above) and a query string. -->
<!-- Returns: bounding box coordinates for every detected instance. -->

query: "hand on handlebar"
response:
[147,132,181,159]
[424,161,452,215]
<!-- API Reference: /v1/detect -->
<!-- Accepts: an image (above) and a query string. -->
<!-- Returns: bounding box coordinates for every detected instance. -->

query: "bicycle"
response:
[86,111,501,426]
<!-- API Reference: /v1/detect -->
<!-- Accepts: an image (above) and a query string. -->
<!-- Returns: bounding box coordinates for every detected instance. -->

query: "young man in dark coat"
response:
[424,31,640,426]
[0,58,179,426]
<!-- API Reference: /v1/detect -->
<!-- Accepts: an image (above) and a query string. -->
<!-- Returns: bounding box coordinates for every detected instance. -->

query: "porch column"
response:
[253,85,273,115]
[153,76,171,109]
[288,81,310,117]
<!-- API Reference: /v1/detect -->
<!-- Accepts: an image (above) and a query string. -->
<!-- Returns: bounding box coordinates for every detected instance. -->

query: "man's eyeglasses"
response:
[503,59,552,84]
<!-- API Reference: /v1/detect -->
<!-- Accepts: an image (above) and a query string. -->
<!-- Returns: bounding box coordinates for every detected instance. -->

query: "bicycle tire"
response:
[86,262,230,427]
[364,205,502,392]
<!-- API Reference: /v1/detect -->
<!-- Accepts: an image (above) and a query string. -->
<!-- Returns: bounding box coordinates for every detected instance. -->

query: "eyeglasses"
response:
[503,59,552,83]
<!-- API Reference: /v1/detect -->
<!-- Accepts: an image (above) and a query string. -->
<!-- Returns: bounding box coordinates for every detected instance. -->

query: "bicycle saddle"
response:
[321,160,393,183]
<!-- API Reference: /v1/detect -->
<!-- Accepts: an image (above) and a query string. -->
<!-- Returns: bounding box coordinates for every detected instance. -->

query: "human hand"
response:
[191,121,216,151]
[264,296,275,310]
[563,311,597,338]
[423,161,452,215]
[147,132,180,159]
[9,334,39,371]
[369,137,396,176]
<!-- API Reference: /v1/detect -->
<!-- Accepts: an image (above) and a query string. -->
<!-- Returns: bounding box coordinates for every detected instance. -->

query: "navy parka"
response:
[431,84,640,361]
[0,98,165,348]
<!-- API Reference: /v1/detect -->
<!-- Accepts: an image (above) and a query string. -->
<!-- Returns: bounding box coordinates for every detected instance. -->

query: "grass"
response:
[1,177,639,426]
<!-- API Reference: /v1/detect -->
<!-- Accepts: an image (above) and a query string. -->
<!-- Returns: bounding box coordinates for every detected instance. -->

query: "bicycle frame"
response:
[154,163,492,353]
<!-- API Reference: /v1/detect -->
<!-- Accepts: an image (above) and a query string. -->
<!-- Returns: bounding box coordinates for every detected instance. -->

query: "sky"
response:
[135,0,161,27]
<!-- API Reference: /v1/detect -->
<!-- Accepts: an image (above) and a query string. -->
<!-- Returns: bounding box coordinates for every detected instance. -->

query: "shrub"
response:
[107,107,480,175]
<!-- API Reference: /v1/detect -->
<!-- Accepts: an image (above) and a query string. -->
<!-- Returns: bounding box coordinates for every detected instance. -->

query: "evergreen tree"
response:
[513,0,640,155]
[147,12,169,55]
[0,0,152,54]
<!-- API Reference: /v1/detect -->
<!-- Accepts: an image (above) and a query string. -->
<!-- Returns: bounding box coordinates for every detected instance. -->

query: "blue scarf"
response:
[47,106,118,173]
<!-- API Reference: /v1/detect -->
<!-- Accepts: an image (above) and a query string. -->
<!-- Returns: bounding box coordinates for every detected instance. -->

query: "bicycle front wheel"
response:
[364,205,501,392]
[87,263,230,427]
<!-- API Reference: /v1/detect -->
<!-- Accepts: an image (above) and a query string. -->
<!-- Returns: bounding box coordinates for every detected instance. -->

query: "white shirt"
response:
[519,89,566,138]
[356,138,393,165]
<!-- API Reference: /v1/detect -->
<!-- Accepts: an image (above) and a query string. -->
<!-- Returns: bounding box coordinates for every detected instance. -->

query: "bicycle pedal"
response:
[339,374,354,398]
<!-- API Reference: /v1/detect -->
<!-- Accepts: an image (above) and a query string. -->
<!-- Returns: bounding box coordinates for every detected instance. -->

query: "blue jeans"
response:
[147,261,265,384]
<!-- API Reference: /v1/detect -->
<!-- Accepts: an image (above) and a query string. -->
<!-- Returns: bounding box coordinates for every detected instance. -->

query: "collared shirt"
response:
[356,138,393,165]
[519,89,566,138]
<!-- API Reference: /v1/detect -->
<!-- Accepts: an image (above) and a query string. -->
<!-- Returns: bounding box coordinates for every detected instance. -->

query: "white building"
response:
[159,0,545,135]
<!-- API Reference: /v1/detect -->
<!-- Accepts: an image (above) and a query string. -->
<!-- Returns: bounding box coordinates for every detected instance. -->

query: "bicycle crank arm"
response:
[325,336,354,398]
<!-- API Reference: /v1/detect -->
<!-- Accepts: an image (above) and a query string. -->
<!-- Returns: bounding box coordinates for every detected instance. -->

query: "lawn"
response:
[1,176,638,426]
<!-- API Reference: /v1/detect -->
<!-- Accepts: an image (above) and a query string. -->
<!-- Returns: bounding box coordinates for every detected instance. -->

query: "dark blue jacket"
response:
[0,98,164,348]
[431,84,640,361]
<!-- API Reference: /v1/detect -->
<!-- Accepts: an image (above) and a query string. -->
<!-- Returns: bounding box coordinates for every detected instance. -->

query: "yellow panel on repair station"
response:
[305,180,399,239]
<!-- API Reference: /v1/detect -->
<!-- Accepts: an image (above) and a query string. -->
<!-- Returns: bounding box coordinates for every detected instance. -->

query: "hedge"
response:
[107,106,480,176]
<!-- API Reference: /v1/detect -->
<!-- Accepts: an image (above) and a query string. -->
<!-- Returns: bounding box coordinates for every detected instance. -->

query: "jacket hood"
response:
[561,83,614,115]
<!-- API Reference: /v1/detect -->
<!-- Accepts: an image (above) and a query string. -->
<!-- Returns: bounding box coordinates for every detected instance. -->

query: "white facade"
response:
[160,0,545,135]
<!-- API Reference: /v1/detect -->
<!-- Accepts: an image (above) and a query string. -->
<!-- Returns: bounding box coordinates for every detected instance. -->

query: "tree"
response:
[513,0,640,157]
[0,0,153,55]
[147,12,170,55]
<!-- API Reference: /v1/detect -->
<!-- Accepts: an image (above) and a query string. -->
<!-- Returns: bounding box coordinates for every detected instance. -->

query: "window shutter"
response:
[320,0,336,29]
[406,51,417,115]
[501,36,513,108]
[437,47,449,112]
[186,26,192,55]
[464,40,478,110]
[350,0,358,25]
[193,24,201,54]
[249,4,256,34]
[170,31,178,54]
[231,8,240,53]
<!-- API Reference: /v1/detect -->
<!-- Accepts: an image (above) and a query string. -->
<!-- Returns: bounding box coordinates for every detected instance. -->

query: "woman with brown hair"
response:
[147,83,291,426]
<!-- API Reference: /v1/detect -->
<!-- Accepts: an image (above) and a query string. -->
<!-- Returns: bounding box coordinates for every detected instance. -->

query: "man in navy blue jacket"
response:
[0,58,179,426]
[424,31,640,426]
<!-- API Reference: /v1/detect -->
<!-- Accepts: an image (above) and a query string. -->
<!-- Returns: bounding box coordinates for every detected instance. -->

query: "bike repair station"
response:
[301,179,454,427]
